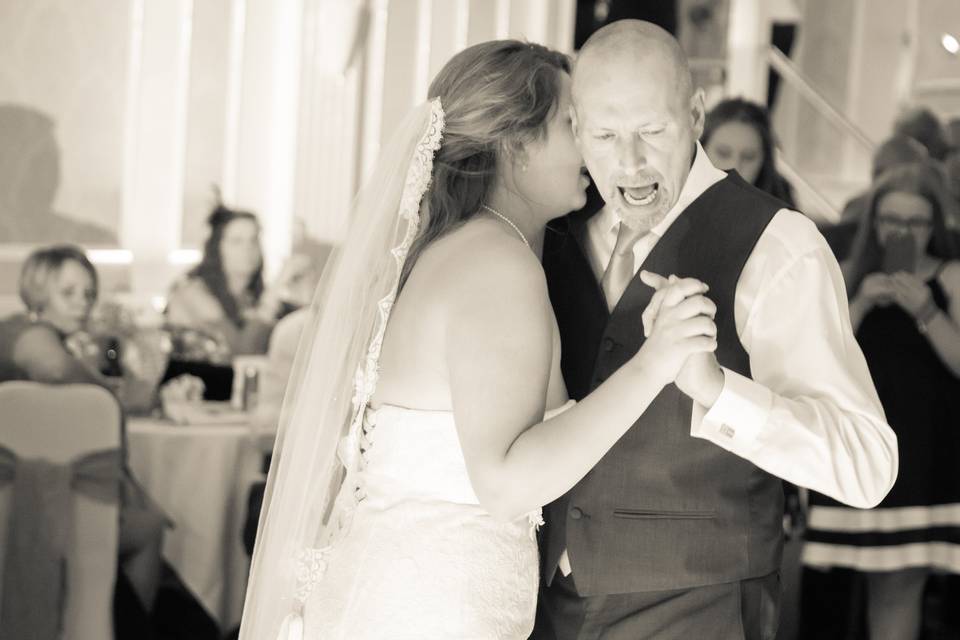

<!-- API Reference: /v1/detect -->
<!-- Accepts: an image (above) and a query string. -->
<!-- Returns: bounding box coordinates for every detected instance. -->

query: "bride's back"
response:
[373,217,539,410]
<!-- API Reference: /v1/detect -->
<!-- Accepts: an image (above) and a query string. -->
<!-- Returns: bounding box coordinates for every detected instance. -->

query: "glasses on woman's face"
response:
[875,215,933,233]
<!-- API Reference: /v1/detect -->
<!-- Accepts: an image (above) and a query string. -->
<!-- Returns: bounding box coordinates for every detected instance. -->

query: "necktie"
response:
[601,221,646,311]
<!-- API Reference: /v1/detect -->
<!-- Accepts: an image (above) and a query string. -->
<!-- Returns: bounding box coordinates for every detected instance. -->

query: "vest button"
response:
[602,338,615,352]
[570,507,583,520]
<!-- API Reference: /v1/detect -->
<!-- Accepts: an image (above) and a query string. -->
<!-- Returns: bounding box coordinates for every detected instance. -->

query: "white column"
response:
[428,0,469,81]
[414,0,435,101]
[360,0,390,180]
[121,0,193,295]
[552,0,577,53]
[294,0,366,244]
[895,0,920,107]
[222,0,303,279]
[726,0,770,102]
[508,0,548,44]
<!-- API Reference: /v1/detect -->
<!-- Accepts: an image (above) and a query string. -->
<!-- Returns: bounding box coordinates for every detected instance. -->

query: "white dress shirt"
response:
[588,142,897,505]
[558,143,898,576]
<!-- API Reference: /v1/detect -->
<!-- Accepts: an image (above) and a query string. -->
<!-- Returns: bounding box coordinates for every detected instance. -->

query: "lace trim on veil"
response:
[291,99,445,606]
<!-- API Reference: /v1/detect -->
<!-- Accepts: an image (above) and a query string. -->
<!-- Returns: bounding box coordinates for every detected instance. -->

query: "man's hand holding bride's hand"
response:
[634,271,718,389]
[640,271,725,407]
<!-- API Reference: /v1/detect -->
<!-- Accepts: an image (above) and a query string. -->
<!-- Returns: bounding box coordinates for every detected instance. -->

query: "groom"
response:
[534,20,898,639]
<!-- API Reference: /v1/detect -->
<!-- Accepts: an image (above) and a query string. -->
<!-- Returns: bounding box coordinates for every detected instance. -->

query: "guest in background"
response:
[804,162,960,640]
[0,244,166,626]
[701,96,796,207]
[0,244,155,409]
[946,116,960,151]
[250,309,309,442]
[165,202,311,356]
[840,135,929,223]
[239,276,319,600]
[240,306,310,584]
[945,149,960,208]
[894,106,951,162]
[823,134,930,261]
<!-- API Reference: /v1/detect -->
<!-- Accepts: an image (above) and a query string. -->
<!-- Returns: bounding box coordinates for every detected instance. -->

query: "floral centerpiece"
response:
[164,324,232,366]
[68,299,175,414]
[64,297,233,418]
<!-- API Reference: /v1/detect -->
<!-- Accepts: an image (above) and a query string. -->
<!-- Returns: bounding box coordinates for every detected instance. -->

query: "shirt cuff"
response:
[691,367,773,454]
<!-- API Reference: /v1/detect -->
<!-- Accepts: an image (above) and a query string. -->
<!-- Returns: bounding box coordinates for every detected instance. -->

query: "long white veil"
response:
[238,99,444,640]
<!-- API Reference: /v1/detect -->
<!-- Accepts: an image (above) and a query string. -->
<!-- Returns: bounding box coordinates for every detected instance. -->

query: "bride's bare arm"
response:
[445,242,716,522]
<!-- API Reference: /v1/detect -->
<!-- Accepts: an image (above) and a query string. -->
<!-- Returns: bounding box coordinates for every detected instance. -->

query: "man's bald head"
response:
[568,20,704,230]
[572,20,693,109]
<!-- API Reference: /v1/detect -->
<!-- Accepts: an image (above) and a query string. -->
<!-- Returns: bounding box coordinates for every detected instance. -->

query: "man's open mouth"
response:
[619,183,658,206]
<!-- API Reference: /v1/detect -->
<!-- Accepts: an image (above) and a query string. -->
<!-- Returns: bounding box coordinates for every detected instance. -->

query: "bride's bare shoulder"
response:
[428,219,546,298]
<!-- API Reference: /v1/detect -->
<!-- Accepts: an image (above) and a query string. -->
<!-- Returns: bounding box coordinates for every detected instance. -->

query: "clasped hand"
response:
[637,270,725,408]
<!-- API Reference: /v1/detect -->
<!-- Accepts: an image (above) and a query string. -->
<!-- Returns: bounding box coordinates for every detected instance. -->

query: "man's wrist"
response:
[693,365,725,408]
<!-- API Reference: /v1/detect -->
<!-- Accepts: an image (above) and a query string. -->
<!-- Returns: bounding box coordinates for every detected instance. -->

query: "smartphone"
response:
[881,233,917,274]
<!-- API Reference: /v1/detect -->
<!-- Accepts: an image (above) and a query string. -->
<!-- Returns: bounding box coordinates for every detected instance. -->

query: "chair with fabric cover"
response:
[0,381,123,640]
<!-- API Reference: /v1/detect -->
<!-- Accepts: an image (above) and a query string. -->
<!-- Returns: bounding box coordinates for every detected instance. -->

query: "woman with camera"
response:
[804,161,960,640]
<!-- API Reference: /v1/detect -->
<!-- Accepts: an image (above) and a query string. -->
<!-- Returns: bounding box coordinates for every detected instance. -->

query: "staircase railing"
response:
[765,46,878,223]
[766,46,877,156]
[775,152,842,223]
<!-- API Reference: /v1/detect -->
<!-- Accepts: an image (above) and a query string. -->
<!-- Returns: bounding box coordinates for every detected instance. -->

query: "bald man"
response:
[535,20,897,639]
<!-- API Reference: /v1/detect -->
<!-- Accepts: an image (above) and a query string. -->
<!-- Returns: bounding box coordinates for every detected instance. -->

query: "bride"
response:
[239,40,718,639]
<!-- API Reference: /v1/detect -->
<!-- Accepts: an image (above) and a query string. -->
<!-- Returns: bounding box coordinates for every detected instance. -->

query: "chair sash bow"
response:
[0,445,122,640]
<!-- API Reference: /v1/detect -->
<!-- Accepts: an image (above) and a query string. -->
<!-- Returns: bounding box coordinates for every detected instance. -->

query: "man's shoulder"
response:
[709,173,789,217]
[758,208,831,264]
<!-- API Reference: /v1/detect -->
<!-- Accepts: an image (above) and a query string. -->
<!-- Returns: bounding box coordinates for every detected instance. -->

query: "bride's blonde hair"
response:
[399,40,570,289]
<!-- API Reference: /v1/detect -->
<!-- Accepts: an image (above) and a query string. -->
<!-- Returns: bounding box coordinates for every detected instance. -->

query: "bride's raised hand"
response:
[632,272,717,386]
[640,271,687,336]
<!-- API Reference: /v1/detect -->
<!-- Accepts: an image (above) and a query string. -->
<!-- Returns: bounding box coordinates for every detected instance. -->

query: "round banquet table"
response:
[127,415,265,630]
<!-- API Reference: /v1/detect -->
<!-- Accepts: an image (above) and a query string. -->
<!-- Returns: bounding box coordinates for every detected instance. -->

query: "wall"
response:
[773,0,960,210]
[0,0,576,314]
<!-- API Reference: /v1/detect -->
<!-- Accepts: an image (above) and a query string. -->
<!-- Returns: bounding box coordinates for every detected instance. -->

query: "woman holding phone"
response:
[804,161,960,640]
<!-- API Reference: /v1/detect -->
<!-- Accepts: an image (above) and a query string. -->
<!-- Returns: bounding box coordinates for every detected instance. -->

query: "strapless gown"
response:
[301,402,572,639]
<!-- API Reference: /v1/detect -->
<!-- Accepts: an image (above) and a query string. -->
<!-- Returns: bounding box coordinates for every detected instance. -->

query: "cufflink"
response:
[719,424,736,438]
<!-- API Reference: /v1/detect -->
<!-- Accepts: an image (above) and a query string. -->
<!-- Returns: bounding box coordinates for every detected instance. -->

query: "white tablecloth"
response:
[127,417,265,630]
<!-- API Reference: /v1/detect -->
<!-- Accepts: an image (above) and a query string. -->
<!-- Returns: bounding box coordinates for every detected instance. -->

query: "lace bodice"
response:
[290,401,573,639]
[357,404,552,512]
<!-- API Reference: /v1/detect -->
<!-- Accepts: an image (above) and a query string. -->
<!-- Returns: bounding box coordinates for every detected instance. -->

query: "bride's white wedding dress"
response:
[300,401,573,639]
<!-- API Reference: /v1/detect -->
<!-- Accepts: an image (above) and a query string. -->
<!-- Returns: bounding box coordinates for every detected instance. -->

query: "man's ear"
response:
[569,104,581,140]
[690,88,706,139]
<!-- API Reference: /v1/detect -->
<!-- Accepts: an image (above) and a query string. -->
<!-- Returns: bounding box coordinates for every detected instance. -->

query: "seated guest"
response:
[242,297,317,541]
[0,245,167,623]
[250,306,309,443]
[804,162,960,640]
[239,308,309,563]
[701,97,797,207]
[232,307,311,640]
[166,202,311,356]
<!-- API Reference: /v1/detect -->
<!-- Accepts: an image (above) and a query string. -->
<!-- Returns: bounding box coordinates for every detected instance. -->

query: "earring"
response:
[521,163,528,172]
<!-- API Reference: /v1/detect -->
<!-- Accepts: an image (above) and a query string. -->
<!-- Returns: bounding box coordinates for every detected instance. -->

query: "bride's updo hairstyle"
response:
[399,40,570,289]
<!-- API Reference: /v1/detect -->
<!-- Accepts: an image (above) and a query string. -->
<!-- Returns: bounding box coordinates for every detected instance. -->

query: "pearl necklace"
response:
[481,204,530,248]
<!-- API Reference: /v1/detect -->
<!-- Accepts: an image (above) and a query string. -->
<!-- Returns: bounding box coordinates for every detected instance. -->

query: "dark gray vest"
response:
[541,173,784,595]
